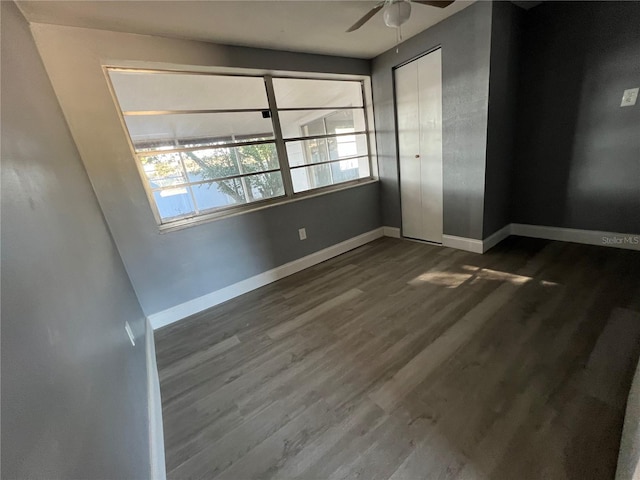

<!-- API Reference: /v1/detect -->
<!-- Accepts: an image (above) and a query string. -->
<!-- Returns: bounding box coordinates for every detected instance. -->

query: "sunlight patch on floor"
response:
[409,265,533,288]
[471,268,533,285]
[408,270,477,288]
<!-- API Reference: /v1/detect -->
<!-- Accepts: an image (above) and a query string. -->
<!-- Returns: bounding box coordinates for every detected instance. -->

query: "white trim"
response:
[511,224,640,251]
[441,224,640,255]
[145,319,166,480]
[148,227,384,329]
[383,226,401,238]
[442,234,484,254]
[482,224,512,253]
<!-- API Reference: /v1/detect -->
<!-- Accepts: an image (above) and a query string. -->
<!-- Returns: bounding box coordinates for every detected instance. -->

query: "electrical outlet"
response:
[298,228,307,240]
[125,321,136,346]
[621,88,638,107]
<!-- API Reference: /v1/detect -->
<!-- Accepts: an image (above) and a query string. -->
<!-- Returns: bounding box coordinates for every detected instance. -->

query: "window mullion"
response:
[264,75,294,197]
[231,144,253,203]
[322,116,335,185]
[360,80,373,177]
[178,152,200,215]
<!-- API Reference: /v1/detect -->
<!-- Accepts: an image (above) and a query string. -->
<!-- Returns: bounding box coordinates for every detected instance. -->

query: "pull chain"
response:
[395,25,403,53]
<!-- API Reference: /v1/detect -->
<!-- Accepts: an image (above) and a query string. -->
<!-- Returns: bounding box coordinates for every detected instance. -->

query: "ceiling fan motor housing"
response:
[383,0,412,28]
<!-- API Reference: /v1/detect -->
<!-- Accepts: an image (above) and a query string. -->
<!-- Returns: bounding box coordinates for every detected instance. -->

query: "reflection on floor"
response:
[155,236,640,479]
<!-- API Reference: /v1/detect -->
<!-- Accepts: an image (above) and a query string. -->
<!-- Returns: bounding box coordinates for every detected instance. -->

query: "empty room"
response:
[2,0,640,479]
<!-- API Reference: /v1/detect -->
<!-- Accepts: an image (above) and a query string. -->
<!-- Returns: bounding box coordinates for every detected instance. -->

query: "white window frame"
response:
[105,67,378,232]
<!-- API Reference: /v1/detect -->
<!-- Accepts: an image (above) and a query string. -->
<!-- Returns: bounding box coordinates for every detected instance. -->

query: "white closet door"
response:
[397,48,443,243]
[396,58,422,239]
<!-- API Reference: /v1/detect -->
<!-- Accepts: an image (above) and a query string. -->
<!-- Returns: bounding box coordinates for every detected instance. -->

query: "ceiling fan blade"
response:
[346,3,385,32]
[413,1,455,8]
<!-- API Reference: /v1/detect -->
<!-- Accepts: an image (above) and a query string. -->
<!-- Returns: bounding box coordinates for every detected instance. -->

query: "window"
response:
[107,69,373,226]
[273,78,370,193]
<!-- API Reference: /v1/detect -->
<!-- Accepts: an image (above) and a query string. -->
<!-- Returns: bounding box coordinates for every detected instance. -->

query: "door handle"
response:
[415,154,420,158]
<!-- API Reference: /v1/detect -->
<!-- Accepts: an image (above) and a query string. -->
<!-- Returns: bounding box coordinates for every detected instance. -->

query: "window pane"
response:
[192,171,285,212]
[273,78,363,109]
[279,109,366,139]
[236,144,280,174]
[109,71,268,111]
[153,188,194,220]
[125,112,274,151]
[292,157,370,193]
[285,134,367,167]
[291,163,332,193]
[327,133,368,160]
[181,143,279,182]
[285,138,329,167]
[324,109,366,135]
[245,171,285,202]
[302,118,325,137]
[330,159,363,183]
[192,179,245,211]
[182,149,239,182]
[140,152,187,188]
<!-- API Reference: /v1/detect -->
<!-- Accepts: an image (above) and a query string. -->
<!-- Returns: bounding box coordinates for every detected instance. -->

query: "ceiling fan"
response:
[346,0,455,32]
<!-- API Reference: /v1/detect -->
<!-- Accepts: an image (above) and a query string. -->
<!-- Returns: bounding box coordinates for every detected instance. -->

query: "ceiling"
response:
[17,0,476,59]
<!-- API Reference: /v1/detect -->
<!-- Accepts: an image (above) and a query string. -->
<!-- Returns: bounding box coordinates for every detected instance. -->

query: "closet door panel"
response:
[417,50,443,243]
[396,60,422,240]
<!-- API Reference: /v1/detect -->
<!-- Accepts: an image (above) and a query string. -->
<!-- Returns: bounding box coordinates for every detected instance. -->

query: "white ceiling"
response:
[17,0,475,59]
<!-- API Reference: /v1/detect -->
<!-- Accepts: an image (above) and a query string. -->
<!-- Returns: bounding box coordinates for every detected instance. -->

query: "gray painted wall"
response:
[1,3,152,478]
[30,23,380,316]
[118,184,380,315]
[512,1,640,234]
[483,1,524,237]
[371,1,493,240]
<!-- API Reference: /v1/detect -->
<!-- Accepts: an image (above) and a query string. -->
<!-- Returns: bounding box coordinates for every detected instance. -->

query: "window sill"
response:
[157,177,379,234]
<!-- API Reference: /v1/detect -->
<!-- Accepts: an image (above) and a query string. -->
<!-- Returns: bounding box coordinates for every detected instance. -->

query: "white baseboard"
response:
[382,226,401,238]
[148,227,385,329]
[511,223,640,251]
[440,223,639,255]
[145,319,166,480]
[482,224,512,253]
[442,234,484,254]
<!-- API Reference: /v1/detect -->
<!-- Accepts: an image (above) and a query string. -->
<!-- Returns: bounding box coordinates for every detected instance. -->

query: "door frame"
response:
[392,45,444,244]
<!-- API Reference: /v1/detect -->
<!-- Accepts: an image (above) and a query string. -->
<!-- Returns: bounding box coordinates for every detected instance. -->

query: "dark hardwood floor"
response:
[155,236,640,479]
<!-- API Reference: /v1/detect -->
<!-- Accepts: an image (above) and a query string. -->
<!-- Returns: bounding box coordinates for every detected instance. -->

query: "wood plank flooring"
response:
[155,236,640,479]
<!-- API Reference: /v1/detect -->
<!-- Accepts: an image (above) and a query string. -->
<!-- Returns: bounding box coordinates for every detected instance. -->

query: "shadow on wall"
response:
[512,2,586,230]
[441,181,486,240]
[1,2,151,478]
[512,2,640,234]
